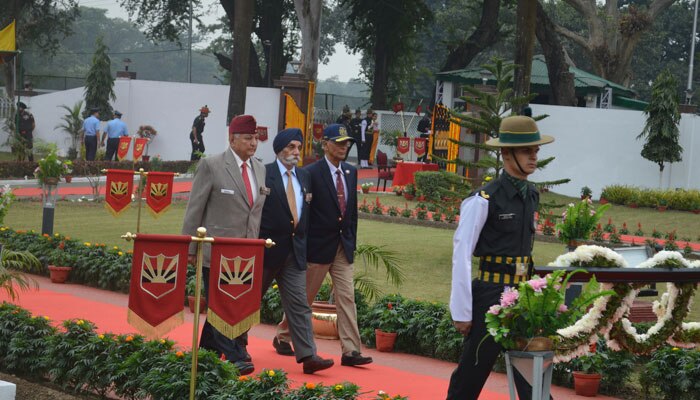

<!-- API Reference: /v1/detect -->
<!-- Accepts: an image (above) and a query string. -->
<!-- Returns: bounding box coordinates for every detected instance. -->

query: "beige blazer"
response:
[182,149,267,265]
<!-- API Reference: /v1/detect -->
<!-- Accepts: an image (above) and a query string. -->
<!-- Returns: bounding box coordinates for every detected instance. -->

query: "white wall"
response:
[529,104,700,197]
[2,79,281,163]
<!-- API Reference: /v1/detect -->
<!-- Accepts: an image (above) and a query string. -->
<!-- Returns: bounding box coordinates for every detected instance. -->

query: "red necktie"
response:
[241,162,254,206]
[335,169,346,215]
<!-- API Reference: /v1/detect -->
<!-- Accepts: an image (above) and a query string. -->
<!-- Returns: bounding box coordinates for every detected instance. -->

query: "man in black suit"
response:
[277,124,373,367]
[260,128,334,374]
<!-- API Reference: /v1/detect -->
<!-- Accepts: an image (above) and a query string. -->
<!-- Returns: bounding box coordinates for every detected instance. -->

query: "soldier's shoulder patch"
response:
[478,190,490,200]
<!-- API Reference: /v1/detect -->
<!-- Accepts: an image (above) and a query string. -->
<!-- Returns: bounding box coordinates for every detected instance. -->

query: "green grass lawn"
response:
[4,198,700,321]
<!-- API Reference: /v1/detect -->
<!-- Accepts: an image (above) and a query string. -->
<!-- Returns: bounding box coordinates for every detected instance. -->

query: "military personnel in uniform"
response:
[190,105,210,160]
[446,115,554,400]
[16,102,35,161]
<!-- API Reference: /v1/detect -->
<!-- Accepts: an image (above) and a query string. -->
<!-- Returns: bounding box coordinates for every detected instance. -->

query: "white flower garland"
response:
[549,245,628,268]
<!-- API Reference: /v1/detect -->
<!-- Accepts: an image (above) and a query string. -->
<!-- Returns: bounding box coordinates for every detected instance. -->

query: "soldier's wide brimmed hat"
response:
[485,115,554,147]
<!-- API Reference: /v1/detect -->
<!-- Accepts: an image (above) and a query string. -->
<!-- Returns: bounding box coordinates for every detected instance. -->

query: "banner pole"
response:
[189,227,211,400]
[136,168,145,233]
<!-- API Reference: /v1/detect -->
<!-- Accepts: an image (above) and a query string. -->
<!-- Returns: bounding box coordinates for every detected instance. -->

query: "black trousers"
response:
[105,137,120,161]
[360,134,374,161]
[199,268,249,362]
[446,279,539,400]
[190,133,205,160]
[84,136,97,161]
[417,133,429,162]
[19,131,33,161]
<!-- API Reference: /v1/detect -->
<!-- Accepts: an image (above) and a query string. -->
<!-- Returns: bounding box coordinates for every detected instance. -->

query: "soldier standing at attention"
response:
[190,105,210,160]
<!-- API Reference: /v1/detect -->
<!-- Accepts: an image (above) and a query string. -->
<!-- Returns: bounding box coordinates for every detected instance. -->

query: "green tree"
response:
[0,0,79,97]
[637,69,682,184]
[341,0,432,109]
[83,36,115,120]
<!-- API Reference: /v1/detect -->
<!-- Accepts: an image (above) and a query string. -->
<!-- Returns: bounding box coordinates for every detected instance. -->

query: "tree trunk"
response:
[371,36,389,110]
[513,0,537,113]
[535,1,577,106]
[440,0,502,71]
[256,0,286,86]
[227,0,255,122]
[293,0,322,81]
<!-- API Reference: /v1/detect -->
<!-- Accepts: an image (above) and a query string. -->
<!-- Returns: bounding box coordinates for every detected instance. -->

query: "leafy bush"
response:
[643,345,700,400]
[414,171,471,205]
[600,185,700,211]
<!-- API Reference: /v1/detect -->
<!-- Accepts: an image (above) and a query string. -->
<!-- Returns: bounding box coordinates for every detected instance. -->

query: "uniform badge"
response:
[305,193,313,203]
[260,186,271,196]
[480,190,490,199]
[140,253,179,299]
[217,255,256,300]
[498,213,516,220]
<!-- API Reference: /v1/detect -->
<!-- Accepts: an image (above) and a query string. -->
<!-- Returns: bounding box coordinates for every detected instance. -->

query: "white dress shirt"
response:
[449,194,489,322]
[277,159,303,219]
[230,148,257,203]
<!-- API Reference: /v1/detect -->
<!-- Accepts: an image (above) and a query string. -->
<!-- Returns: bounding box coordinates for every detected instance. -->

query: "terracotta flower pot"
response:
[48,265,72,284]
[693,209,700,214]
[573,371,602,397]
[628,203,638,208]
[64,175,73,183]
[403,193,415,201]
[375,329,397,352]
[361,187,370,194]
[599,198,608,205]
[657,205,668,212]
[187,296,207,313]
[142,155,151,162]
[311,301,339,340]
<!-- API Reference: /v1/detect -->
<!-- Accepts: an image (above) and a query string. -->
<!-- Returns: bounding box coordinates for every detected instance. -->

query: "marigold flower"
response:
[76,319,84,325]
[305,382,316,390]
[672,347,680,351]
[175,351,184,358]
[272,284,278,289]
[238,375,250,382]
[118,252,124,256]
[113,246,119,250]
[98,334,105,339]
[43,316,50,320]
[387,302,393,310]
[54,233,60,237]
[334,384,344,391]
[160,339,166,344]
[125,335,134,342]
[84,242,91,247]
[42,233,49,237]
[267,370,275,377]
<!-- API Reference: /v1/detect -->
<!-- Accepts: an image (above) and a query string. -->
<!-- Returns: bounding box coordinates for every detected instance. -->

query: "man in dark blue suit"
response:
[260,128,334,374]
[278,124,372,367]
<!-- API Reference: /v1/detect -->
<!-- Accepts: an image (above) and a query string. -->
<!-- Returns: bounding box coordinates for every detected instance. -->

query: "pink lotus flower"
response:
[528,277,548,292]
[500,287,519,307]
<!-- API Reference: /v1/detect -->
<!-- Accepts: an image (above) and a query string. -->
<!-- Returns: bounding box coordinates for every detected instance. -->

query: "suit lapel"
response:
[320,160,342,214]
[224,149,252,209]
[251,158,266,207]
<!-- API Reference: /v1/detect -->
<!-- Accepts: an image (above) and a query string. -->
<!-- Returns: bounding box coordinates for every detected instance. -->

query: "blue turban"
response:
[273,128,303,154]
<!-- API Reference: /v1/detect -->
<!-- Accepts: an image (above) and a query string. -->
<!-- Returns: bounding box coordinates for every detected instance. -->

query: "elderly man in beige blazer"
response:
[182,114,266,375]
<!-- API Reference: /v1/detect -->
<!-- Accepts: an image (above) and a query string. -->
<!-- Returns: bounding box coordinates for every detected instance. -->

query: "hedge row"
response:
[600,185,700,211]
[0,160,195,179]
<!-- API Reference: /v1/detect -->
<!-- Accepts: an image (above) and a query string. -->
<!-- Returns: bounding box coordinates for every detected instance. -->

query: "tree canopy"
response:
[83,36,115,120]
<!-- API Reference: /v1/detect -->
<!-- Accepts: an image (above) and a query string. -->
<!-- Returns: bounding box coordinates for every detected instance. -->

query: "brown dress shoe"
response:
[302,355,334,374]
[272,337,295,356]
[341,351,373,366]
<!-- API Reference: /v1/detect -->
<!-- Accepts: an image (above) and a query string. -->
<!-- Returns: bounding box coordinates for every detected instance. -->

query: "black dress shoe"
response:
[302,355,334,374]
[341,351,373,366]
[242,348,252,362]
[233,360,255,376]
[272,336,295,356]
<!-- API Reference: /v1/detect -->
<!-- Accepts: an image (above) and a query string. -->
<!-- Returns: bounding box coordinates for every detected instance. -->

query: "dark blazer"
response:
[259,161,311,270]
[305,158,358,264]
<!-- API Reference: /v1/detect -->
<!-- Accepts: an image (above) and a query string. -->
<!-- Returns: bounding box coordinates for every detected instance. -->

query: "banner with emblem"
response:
[105,169,134,216]
[414,137,427,157]
[133,137,148,161]
[256,126,269,142]
[127,233,191,338]
[117,136,132,161]
[397,137,411,155]
[145,172,175,217]
[207,237,267,339]
[313,123,324,140]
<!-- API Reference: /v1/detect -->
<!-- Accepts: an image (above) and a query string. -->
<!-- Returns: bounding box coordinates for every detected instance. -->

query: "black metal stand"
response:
[41,207,54,236]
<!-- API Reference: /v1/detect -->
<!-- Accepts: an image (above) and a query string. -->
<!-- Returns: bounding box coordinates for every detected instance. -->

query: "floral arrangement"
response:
[556,199,610,244]
[136,125,158,139]
[549,245,628,269]
[0,184,14,225]
[484,269,610,351]
[361,182,374,190]
[34,149,72,184]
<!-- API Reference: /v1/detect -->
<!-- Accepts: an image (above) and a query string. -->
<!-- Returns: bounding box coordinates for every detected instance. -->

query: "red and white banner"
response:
[313,123,324,140]
[145,172,175,217]
[133,137,148,161]
[414,138,428,157]
[207,237,267,339]
[397,137,411,155]
[104,169,134,216]
[256,126,269,142]
[117,136,132,161]
[127,233,191,338]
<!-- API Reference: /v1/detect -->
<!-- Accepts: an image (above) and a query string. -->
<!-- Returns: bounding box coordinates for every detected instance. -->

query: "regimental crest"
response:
[150,183,168,199]
[136,143,144,151]
[140,253,179,299]
[397,138,410,153]
[119,142,129,150]
[111,181,129,197]
[217,255,255,300]
[339,126,347,136]
[414,140,425,151]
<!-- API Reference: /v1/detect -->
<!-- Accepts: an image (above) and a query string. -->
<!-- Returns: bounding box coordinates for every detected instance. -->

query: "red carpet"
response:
[13,181,194,197]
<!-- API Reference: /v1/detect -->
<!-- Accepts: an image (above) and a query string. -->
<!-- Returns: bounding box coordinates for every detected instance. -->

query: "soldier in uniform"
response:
[446,115,554,400]
[190,105,209,160]
[349,109,363,162]
[16,102,35,161]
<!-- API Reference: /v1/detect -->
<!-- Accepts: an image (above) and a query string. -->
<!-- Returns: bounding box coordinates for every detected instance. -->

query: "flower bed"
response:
[600,185,700,212]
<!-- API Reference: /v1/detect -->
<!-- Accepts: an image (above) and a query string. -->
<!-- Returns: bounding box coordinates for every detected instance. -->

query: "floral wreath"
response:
[547,247,700,362]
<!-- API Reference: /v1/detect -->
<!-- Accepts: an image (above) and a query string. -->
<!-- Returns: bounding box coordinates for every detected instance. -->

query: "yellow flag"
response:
[0,21,16,52]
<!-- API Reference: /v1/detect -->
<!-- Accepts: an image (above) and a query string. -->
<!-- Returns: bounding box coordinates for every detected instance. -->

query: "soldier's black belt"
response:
[477,255,531,285]
[476,270,525,285]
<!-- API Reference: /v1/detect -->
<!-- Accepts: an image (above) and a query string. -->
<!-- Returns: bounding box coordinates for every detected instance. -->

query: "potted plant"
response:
[186,275,206,313]
[691,199,700,214]
[625,193,640,208]
[311,281,340,339]
[379,129,402,161]
[374,300,402,352]
[403,183,416,201]
[360,182,373,194]
[570,351,607,396]
[657,198,668,212]
[55,101,84,160]
[580,186,592,200]
[556,199,610,251]
[136,125,158,161]
[392,186,403,196]
[47,249,74,284]
[34,149,72,186]
[415,189,426,202]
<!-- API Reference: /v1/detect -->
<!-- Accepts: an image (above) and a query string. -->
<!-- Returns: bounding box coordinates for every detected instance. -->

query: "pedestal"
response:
[505,350,554,400]
[41,183,58,236]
